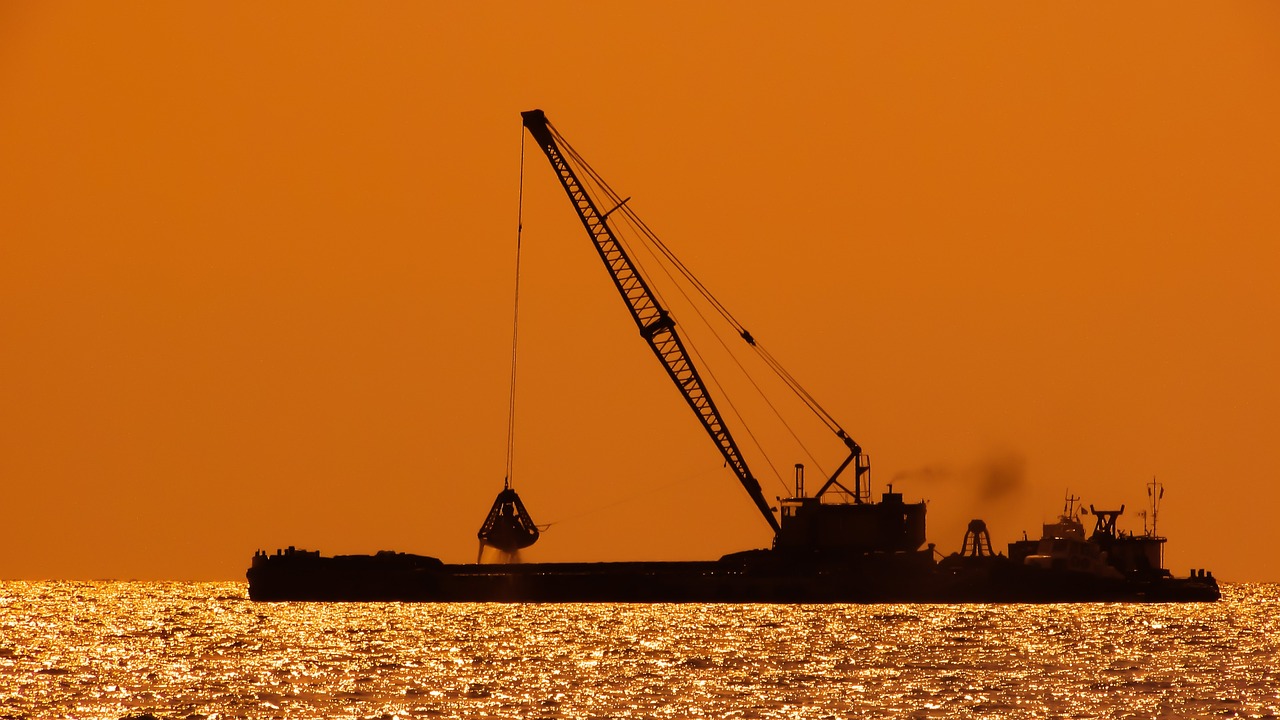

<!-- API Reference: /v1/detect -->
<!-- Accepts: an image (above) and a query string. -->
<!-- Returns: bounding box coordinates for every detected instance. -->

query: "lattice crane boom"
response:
[521,109,781,535]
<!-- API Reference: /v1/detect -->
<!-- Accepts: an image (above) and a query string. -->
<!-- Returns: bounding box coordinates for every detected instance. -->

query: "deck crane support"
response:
[521,109,781,536]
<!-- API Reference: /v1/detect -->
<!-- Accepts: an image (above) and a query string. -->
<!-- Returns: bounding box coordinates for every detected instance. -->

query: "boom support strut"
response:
[521,109,781,535]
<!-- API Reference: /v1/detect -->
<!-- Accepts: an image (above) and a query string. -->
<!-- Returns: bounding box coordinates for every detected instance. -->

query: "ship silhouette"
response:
[247,111,1217,603]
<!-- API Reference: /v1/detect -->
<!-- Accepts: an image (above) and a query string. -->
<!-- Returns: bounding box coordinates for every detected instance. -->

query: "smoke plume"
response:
[892,450,1027,502]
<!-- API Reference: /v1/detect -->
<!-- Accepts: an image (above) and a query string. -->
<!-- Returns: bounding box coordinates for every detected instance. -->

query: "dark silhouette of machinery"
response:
[959,519,995,557]
[244,113,1220,605]
[477,483,539,561]
[1088,505,1124,539]
[519,109,926,556]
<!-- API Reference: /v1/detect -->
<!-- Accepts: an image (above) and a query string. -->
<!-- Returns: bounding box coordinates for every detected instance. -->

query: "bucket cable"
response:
[504,125,526,488]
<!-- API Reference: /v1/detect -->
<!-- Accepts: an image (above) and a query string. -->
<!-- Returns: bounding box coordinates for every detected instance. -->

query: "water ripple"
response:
[0,582,1276,718]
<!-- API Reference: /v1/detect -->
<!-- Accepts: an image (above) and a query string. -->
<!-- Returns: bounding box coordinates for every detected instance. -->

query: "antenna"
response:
[1147,476,1164,537]
[1063,491,1081,518]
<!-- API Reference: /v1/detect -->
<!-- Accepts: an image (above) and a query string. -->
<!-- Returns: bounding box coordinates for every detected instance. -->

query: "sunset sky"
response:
[2,3,1277,582]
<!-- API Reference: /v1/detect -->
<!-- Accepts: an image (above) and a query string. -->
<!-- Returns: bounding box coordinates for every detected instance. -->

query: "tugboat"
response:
[246,110,1219,604]
[1014,494,1124,578]
[935,482,1219,602]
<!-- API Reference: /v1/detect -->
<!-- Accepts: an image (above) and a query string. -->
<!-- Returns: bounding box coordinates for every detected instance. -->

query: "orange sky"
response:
[2,3,1277,582]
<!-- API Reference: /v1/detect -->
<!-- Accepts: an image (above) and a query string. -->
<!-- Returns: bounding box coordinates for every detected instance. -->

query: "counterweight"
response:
[520,109,781,535]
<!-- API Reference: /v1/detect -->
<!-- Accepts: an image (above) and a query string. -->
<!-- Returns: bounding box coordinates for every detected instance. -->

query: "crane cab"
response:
[775,463,926,554]
[776,491,927,554]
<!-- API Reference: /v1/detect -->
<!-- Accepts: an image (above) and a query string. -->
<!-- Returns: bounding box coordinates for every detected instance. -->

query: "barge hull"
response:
[246,548,1219,603]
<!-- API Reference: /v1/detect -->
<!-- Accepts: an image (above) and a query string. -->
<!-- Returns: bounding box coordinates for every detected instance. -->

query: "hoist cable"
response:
[504,125,526,487]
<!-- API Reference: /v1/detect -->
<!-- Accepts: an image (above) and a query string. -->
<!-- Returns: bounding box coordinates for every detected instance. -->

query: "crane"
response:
[520,110,925,555]
[521,109,781,535]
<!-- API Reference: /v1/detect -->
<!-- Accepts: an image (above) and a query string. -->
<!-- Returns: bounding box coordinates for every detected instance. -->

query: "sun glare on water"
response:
[1,582,1276,718]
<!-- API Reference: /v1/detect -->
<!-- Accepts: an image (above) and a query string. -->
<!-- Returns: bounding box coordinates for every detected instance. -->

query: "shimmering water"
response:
[1,582,1276,719]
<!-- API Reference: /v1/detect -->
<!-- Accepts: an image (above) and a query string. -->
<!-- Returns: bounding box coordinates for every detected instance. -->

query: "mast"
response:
[1148,477,1164,537]
[520,109,781,535]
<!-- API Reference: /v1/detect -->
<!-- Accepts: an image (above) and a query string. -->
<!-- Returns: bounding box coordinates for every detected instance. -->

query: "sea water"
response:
[1,581,1276,719]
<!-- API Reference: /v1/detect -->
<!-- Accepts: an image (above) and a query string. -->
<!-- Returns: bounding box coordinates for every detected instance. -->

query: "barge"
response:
[247,110,1217,604]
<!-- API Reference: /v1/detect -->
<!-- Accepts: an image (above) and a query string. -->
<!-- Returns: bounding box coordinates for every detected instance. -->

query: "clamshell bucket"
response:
[477,487,540,554]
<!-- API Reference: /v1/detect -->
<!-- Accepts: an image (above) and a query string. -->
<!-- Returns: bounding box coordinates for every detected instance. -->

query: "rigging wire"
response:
[552,128,799,491]
[548,122,850,443]
[550,128,785,487]
[609,206,812,492]
[613,206,829,476]
[536,468,713,529]
[615,201,847,437]
[550,122,846,479]
[681,328,790,492]
[503,124,526,488]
